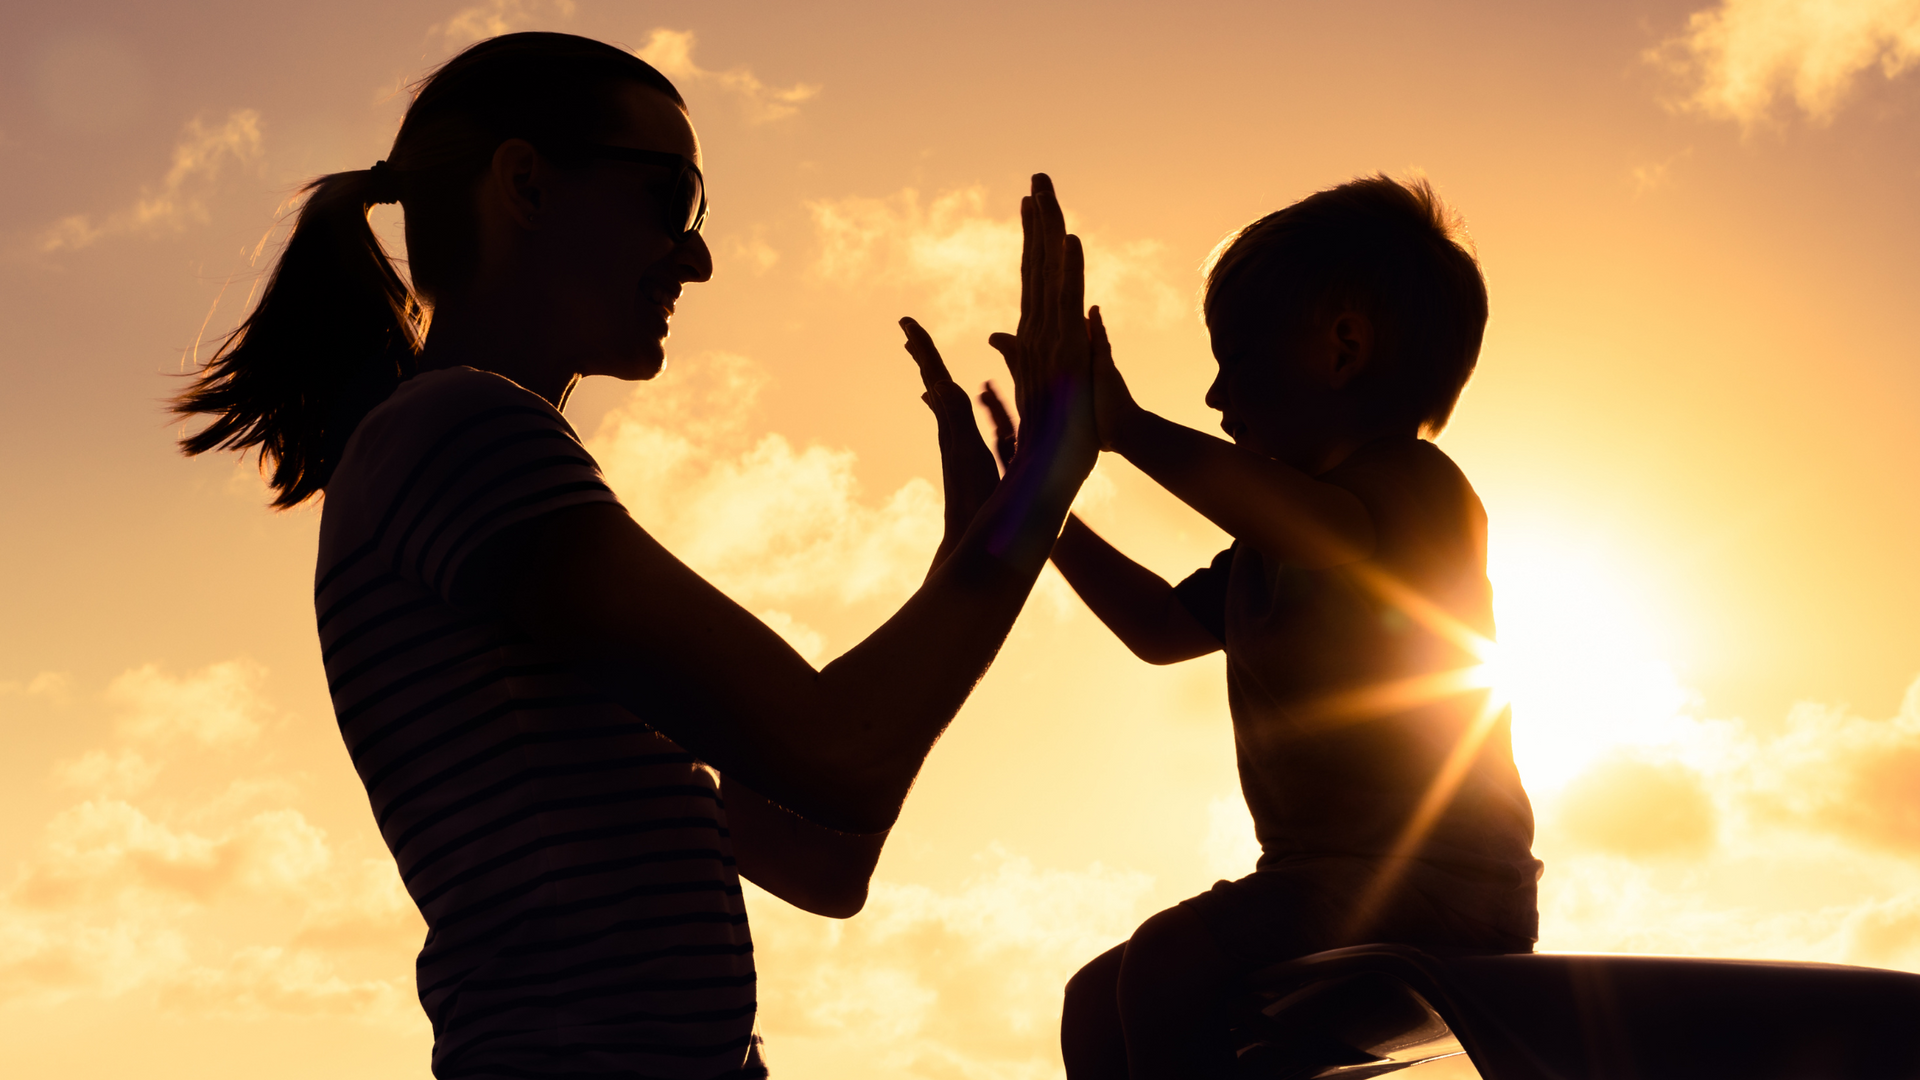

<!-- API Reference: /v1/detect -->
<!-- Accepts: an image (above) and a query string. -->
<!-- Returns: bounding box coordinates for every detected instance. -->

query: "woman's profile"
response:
[172,32,1098,1079]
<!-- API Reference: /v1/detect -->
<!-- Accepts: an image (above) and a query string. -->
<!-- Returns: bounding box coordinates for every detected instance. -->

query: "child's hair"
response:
[172,33,683,507]
[1202,174,1488,436]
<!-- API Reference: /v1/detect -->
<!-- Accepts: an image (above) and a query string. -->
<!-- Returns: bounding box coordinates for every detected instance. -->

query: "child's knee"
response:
[1064,942,1126,1013]
[1118,906,1232,999]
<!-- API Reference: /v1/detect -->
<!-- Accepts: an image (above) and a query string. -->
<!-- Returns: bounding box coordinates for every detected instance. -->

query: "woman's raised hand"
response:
[984,174,1099,474]
[900,316,1001,574]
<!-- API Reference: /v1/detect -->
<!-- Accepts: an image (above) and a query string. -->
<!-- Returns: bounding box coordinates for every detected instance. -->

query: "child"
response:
[1051,175,1542,1079]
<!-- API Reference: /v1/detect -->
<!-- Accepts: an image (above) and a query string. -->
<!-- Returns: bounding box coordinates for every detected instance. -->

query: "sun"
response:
[1485,532,1693,793]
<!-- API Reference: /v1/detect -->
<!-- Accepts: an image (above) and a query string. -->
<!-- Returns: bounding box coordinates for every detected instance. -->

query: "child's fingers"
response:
[898,316,955,392]
[979,382,1018,466]
[1090,304,1111,360]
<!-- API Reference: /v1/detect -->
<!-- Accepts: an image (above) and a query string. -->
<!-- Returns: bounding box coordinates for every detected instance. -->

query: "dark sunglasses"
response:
[575,144,708,241]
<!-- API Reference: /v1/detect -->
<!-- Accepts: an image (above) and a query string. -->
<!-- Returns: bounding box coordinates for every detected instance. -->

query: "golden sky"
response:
[6,1,1920,1077]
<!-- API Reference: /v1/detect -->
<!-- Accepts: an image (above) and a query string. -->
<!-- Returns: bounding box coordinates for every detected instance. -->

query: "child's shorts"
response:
[1175,854,1535,970]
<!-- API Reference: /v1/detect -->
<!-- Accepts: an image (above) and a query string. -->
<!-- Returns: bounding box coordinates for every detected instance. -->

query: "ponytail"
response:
[173,166,421,507]
[174,32,684,507]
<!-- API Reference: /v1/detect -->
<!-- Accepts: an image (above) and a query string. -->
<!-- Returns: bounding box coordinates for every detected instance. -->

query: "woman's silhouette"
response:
[173,32,1097,1079]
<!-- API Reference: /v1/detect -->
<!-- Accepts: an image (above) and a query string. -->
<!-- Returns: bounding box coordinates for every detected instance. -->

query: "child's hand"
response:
[1088,306,1139,452]
[900,317,1000,575]
[978,381,1017,472]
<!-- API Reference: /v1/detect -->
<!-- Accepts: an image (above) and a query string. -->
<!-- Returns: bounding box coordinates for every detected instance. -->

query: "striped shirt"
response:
[316,367,762,1079]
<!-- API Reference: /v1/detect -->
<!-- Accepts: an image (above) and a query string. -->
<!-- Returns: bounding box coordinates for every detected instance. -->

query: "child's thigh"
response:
[1173,857,1491,974]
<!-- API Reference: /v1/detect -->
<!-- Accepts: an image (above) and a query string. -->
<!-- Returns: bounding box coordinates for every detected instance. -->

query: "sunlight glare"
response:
[1488,535,1693,792]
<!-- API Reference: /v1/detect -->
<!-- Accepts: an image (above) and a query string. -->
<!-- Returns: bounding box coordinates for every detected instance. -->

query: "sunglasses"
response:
[575,144,708,241]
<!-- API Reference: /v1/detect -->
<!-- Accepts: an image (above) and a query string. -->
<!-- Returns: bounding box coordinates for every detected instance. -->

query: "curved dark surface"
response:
[1239,945,1920,1079]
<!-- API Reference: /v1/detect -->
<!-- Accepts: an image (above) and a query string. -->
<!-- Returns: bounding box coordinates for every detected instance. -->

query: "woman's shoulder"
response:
[351,367,573,454]
[328,367,585,503]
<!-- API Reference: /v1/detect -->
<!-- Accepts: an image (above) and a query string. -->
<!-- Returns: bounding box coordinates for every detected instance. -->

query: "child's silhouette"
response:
[1036,176,1542,1079]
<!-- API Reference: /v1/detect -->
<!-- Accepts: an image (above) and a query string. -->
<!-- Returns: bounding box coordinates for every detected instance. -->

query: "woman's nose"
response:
[679,230,714,283]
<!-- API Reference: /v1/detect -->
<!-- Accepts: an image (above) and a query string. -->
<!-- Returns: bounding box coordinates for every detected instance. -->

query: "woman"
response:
[174,32,1097,1080]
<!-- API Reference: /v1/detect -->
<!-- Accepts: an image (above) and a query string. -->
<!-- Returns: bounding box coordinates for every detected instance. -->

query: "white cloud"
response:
[808,186,1187,341]
[0,663,422,1021]
[107,659,268,748]
[39,109,263,252]
[1652,0,1920,126]
[431,0,577,49]
[585,352,944,644]
[636,29,820,124]
[1535,674,1920,971]
[749,848,1153,1080]
[0,671,69,703]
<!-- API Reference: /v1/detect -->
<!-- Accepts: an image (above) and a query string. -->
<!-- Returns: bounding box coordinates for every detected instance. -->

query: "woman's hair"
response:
[174,33,684,507]
[1202,174,1488,437]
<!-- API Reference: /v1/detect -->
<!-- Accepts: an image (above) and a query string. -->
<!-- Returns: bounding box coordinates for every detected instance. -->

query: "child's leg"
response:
[1115,906,1240,1080]
[1061,942,1129,1080]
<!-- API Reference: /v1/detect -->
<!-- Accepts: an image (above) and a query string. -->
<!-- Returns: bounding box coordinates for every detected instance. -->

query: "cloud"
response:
[749,848,1153,1079]
[1555,756,1717,858]
[1535,674,1920,970]
[808,186,1187,340]
[431,0,576,49]
[1652,0,1920,126]
[0,662,422,1020]
[0,671,69,703]
[636,29,820,124]
[585,352,944,659]
[39,109,263,252]
[106,659,267,748]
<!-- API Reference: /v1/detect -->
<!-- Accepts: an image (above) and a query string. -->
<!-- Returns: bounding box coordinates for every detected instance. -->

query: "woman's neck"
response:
[418,298,576,408]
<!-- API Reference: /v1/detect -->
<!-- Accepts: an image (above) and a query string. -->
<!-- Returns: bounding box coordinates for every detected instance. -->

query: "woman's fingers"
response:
[1062,234,1086,351]
[1017,196,1039,343]
[898,317,954,393]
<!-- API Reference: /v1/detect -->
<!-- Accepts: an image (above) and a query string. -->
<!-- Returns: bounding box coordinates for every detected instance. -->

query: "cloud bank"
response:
[39,109,262,253]
[1532,676,1920,971]
[750,850,1153,1080]
[431,0,577,49]
[0,661,421,1022]
[636,29,820,124]
[1655,0,1920,125]
[585,352,944,662]
[808,186,1188,341]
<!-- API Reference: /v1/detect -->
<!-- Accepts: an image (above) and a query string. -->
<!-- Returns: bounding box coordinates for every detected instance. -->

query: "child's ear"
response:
[1326,310,1374,389]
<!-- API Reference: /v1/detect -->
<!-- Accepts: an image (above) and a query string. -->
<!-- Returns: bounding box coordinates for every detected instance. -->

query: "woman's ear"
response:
[1325,309,1375,389]
[487,138,544,230]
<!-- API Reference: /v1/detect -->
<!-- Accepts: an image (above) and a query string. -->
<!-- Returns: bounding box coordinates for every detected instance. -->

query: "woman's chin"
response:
[603,344,667,382]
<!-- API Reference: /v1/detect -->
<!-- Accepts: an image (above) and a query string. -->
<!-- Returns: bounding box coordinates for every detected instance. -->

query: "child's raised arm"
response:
[977,383,1218,665]
[1087,311,1376,570]
[1053,514,1221,664]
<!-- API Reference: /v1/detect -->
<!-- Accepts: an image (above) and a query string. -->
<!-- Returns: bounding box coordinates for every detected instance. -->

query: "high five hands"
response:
[899,174,1106,572]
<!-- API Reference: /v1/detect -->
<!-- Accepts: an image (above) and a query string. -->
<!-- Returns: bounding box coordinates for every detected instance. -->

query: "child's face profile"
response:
[1205,315,1343,471]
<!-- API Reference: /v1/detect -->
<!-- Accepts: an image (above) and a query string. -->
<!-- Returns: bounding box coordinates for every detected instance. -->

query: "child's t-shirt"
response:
[1173,436,1541,937]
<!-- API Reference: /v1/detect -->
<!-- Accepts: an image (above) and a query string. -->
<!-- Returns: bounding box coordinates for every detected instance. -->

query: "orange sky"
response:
[6,1,1920,1077]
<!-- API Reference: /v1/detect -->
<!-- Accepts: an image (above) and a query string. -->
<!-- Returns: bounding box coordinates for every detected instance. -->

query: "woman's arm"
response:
[722,774,886,918]
[462,176,1097,835]
[1050,514,1220,664]
[900,316,1001,576]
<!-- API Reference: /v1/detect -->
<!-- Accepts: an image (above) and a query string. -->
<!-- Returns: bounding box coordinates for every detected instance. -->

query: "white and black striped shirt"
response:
[316,367,762,1079]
